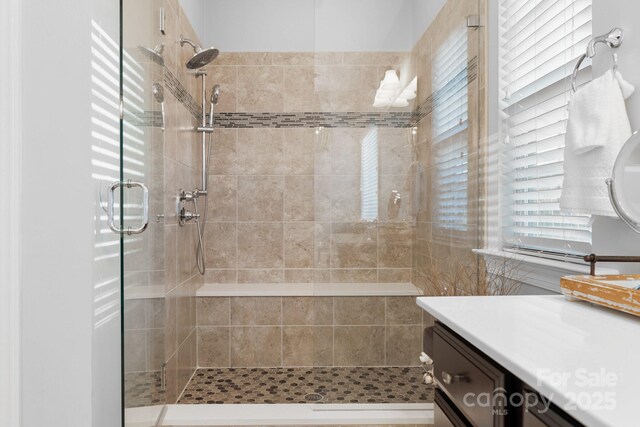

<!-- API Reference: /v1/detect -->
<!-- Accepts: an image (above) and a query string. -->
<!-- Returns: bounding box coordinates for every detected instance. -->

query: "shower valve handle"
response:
[179,207,200,226]
[180,189,207,202]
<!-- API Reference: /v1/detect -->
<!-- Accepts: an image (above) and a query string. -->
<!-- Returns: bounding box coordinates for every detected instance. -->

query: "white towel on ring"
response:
[560,70,635,217]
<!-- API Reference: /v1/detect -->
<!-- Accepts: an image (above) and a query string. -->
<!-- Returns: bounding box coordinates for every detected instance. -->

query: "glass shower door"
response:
[120,0,169,425]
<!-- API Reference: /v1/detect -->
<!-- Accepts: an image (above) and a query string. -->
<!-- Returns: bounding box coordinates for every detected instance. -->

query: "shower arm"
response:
[179,35,200,52]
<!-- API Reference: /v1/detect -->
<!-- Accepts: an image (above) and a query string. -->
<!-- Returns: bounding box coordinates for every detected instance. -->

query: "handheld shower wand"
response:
[208,85,220,128]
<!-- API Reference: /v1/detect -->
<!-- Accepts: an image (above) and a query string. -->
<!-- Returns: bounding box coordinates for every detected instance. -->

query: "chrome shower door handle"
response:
[107,180,150,235]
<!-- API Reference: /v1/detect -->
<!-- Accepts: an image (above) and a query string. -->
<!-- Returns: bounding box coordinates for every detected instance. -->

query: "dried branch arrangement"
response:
[420,252,524,296]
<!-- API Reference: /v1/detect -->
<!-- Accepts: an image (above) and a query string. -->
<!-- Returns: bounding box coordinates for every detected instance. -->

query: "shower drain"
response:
[304,393,324,402]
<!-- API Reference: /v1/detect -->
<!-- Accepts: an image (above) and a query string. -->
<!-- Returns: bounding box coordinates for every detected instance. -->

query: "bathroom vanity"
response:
[417,295,639,427]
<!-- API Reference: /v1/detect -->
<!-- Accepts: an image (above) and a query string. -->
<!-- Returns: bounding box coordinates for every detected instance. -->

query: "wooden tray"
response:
[560,274,640,317]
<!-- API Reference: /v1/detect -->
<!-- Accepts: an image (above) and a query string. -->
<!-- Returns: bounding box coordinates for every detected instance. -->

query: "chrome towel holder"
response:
[571,27,624,93]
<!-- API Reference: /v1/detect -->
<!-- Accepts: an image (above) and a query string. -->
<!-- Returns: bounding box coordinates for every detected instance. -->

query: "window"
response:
[499,0,592,256]
[361,128,378,221]
[433,24,469,235]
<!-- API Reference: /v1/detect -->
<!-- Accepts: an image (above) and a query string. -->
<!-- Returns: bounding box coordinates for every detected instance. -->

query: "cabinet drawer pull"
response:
[441,371,466,385]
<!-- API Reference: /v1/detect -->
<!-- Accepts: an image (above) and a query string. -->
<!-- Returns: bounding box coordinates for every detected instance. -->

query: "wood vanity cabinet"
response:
[431,322,584,427]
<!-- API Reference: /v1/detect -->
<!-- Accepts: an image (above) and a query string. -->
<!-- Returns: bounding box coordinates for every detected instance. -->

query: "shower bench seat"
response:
[196,282,422,297]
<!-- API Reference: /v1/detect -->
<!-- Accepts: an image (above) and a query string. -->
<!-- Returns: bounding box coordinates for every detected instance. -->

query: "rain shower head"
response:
[138,44,165,66]
[179,35,219,69]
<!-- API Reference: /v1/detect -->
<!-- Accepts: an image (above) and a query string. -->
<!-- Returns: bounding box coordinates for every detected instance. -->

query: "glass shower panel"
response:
[309,0,482,407]
[121,0,169,424]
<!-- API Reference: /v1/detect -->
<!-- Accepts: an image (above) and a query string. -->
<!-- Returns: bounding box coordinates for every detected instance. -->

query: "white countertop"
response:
[417,295,640,427]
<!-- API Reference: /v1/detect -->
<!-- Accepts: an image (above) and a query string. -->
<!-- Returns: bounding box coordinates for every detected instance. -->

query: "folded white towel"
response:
[560,70,635,217]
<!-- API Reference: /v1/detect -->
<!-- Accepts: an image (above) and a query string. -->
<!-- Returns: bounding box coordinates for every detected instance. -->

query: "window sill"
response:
[473,249,620,293]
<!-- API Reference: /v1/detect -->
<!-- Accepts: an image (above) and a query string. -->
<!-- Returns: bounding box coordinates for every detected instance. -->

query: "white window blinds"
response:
[361,128,378,221]
[433,24,469,234]
[499,0,593,255]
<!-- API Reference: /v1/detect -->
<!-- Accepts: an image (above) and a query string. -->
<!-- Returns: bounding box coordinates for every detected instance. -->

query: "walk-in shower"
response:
[121,0,484,425]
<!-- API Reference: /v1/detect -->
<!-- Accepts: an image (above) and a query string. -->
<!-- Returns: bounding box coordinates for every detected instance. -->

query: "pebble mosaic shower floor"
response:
[177,367,433,405]
[126,367,433,407]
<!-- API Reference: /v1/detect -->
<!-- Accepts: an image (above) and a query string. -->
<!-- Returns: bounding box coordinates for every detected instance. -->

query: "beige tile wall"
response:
[196,296,431,368]
[202,124,415,285]
[410,0,487,296]
[200,50,416,287]
[123,0,206,406]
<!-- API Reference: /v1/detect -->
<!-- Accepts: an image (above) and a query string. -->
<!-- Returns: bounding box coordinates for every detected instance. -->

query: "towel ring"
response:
[571,28,624,93]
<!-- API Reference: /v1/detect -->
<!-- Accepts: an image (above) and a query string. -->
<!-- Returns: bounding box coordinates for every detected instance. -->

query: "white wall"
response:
[201,0,315,51]
[180,0,205,44]
[0,0,22,425]
[314,0,413,52]
[20,0,121,425]
[486,0,640,290]
[411,0,447,44]
[591,0,640,266]
[181,0,443,52]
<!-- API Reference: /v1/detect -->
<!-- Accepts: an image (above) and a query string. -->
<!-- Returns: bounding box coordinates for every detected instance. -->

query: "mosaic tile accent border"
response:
[125,111,164,128]
[178,367,433,405]
[210,111,414,129]
[153,56,478,129]
[164,67,202,120]
[413,56,478,124]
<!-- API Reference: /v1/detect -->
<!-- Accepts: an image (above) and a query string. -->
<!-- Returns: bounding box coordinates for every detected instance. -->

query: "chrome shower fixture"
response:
[152,83,165,131]
[208,85,220,127]
[138,44,165,66]
[211,84,221,106]
[179,35,219,69]
[152,83,164,103]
